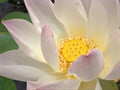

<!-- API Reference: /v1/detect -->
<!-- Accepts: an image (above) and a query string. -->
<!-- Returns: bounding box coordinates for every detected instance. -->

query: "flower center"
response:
[58,37,96,72]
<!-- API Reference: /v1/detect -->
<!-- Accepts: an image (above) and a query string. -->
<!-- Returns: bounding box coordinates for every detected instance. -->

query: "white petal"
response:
[24,0,68,40]
[0,50,53,81]
[99,31,120,78]
[27,79,80,90]
[68,48,104,81]
[81,0,93,17]
[2,19,46,62]
[100,0,120,31]
[41,25,59,71]
[53,0,87,38]
[27,73,66,90]
[104,30,120,68]
[88,0,108,51]
[67,0,87,21]
[0,65,41,81]
[0,50,66,84]
[95,80,102,90]
[105,60,120,80]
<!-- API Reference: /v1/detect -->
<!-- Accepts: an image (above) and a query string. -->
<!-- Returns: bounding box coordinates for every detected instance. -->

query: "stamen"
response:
[58,37,96,74]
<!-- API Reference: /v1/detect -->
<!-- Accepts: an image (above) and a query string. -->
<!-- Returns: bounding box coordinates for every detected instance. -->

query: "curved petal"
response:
[28,74,67,90]
[65,0,87,21]
[0,50,53,81]
[2,19,46,62]
[0,49,66,84]
[101,30,120,79]
[0,65,41,82]
[53,0,87,38]
[100,0,119,31]
[27,79,80,90]
[41,25,59,71]
[105,60,120,80]
[88,0,108,51]
[104,30,120,69]
[24,0,68,41]
[81,0,93,17]
[95,80,102,90]
[99,30,120,78]
[68,48,104,81]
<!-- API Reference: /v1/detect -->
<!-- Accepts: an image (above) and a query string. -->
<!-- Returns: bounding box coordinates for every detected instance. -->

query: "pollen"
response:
[58,37,96,73]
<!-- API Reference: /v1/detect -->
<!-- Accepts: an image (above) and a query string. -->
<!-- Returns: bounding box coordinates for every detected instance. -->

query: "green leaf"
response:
[0,0,8,3]
[99,79,118,90]
[0,12,31,33]
[0,76,16,90]
[0,32,18,54]
[2,11,31,22]
[0,23,8,32]
[0,11,31,52]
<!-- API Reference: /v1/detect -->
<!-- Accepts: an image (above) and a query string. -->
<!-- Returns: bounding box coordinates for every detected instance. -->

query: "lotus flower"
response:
[1,0,120,90]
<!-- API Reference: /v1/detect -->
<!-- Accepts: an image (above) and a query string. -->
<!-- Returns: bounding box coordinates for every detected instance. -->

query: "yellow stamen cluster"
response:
[58,37,96,73]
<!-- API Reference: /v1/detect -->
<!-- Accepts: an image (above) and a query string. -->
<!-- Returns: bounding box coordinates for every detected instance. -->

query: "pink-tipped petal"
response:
[41,25,59,71]
[2,19,45,62]
[36,79,80,90]
[24,0,68,40]
[68,48,104,81]
[27,80,40,90]
[27,83,37,90]
[105,60,120,80]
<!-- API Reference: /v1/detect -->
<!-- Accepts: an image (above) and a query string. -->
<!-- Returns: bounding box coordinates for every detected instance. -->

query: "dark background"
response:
[0,0,54,19]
